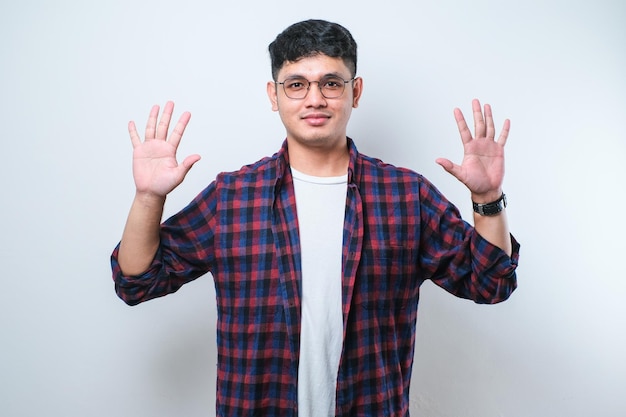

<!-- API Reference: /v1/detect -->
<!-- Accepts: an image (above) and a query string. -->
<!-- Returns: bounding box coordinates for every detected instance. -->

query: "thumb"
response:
[435,158,462,180]
[180,154,201,174]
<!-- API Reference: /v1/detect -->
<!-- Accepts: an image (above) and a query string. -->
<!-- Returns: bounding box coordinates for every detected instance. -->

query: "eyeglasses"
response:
[276,75,355,99]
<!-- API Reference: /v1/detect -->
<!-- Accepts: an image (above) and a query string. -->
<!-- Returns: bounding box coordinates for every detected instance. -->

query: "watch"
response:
[472,193,507,216]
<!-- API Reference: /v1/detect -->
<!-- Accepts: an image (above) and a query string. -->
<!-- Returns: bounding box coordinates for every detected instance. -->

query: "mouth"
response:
[302,113,331,126]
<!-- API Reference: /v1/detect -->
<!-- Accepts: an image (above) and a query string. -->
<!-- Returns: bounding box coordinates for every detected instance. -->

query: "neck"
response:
[287,137,349,177]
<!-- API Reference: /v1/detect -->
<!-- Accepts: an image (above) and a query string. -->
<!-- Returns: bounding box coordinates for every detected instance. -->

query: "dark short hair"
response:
[268,19,357,81]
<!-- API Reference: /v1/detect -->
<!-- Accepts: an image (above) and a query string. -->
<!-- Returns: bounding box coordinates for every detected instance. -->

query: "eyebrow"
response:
[281,71,348,80]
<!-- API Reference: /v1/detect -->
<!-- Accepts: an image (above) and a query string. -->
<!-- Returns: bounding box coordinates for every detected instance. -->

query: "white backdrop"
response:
[1,0,625,416]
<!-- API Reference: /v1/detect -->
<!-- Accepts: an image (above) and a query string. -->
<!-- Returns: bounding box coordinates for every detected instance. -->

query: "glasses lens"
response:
[320,76,346,98]
[282,77,309,99]
[280,76,351,99]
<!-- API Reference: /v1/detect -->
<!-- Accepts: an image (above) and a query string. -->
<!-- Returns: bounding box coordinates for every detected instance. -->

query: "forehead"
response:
[277,54,351,80]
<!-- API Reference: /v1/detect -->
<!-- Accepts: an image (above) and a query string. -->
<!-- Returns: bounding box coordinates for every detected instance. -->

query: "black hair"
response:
[268,19,357,81]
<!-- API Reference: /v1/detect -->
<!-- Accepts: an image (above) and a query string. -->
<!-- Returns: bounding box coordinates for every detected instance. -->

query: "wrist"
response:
[134,191,166,209]
[472,192,506,216]
[471,189,503,204]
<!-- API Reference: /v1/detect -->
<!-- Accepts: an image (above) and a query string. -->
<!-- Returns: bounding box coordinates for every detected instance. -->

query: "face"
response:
[267,54,363,151]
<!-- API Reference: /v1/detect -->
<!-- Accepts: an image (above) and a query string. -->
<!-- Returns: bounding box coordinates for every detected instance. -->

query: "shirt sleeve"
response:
[110,181,218,306]
[417,176,519,304]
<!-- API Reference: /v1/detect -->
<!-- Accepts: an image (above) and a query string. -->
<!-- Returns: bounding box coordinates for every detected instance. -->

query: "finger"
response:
[128,121,141,148]
[484,103,495,140]
[175,154,202,182]
[497,118,511,146]
[472,98,486,139]
[168,111,192,149]
[435,157,453,171]
[145,104,160,140]
[156,101,175,140]
[181,154,202,171]
[435,158,463,181]
[454,108,473,144]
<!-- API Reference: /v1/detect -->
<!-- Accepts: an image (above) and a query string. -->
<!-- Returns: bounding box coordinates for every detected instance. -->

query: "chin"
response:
[295,134,339,148]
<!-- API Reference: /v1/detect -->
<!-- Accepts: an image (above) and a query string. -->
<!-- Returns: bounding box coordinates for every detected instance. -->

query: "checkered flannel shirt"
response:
[111,138,519,416]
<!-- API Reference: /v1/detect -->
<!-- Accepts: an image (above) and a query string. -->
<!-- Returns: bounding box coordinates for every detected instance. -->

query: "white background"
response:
[1,0,625,416]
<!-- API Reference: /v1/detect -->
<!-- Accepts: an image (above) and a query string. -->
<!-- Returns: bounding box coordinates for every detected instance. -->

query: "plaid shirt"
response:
[111,138,519,416]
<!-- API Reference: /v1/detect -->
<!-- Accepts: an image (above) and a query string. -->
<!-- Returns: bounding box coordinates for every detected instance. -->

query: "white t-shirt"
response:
[291,167,347,417]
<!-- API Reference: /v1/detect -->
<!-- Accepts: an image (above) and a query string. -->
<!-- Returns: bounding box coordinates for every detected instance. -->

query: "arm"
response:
[436,99,512,256]
[118,101,201,275]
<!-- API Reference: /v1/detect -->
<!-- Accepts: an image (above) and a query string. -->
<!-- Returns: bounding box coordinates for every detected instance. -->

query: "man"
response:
[111,19,519,417]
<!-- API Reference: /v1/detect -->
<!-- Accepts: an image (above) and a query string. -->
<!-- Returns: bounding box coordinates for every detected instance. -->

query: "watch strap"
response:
[472,193,507,216]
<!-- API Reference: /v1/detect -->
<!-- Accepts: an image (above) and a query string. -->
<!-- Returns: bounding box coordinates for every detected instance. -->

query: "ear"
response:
[267,81,279,111]
[351,77,363,108]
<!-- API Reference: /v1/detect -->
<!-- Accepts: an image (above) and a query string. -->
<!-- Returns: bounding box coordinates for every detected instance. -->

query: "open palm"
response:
[436,99,510,200]
[129,102,201,197]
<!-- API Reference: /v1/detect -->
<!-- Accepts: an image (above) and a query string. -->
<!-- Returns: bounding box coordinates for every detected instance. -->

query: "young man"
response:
[112,19,519,417]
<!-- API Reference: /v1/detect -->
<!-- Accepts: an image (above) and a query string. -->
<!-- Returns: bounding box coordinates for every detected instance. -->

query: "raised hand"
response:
[436,99,510,202]
[128,101,201,198]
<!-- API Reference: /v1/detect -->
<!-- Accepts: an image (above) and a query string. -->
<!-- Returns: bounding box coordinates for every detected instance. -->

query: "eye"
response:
[284,78,307,90]
[322,77,344,89]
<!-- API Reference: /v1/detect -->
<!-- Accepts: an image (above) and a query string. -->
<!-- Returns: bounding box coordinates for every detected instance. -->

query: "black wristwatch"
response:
[472,193,507,216]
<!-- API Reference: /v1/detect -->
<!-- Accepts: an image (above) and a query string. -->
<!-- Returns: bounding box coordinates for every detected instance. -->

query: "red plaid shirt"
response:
[111,138,519,416]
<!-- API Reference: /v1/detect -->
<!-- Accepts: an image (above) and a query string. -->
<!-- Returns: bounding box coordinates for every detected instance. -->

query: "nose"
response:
[304,81,327,105]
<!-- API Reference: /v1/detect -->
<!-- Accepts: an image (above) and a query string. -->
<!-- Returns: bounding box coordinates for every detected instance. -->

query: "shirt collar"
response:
[275,137,359,186]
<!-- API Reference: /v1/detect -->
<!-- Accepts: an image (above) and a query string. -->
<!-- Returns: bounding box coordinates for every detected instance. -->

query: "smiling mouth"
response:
[302,114,330,125]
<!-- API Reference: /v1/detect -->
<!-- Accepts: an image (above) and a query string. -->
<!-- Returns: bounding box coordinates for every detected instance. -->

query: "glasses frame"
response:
[276,76,356,100]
